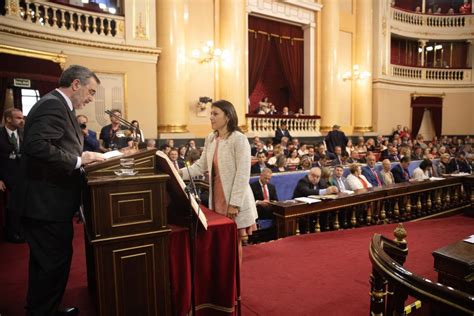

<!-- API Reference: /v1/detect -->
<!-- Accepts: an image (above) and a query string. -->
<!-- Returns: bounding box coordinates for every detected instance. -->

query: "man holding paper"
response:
[293,167,338,198]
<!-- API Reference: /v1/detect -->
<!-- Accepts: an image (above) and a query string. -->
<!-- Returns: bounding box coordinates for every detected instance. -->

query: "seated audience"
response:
[293,167,338,198]
[146,139,156,149]
[187,139,197,150]
[264,139,274,151]
[460,0,472,14]
[345,139,355,156]
[268,104,278,115]
[316,143,336,160]
[267,144,283,166]
[282,106,290,115]
[346,164,373,190]
[354,137,368,154]
[411,146,423,160]
[272,154,288,173]
[159,143,172,155]
[362,154,384,187]
[258,96,271,114]
[298,143,309,157]
[251,141,267,157]
[380,159,395,185]
[250,168,279,219]
[251,152,270,174]
[366,138,376,152]
[330,165,349,191]
[447,152,472,174]
[307,146,317,164]
[186,148,201,165]
[331,146,346,166]
[437,153,450,176]
[299,156,313,170]
[130,120,145,143]
[387,146,400,162]
[400,126,411,140]
[178,145,187,164]
[346,150,365,164]
[411,159,433,181]
[391,156,411,183]
[287,149,300,170]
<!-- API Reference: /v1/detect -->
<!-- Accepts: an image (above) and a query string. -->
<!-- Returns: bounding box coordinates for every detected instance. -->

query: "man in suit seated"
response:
[331,146,346,166]
[169,148,185,170]
[387,146,400,162]
[293,167,338,233]
[274,121,292,144]
[362,154,384,187]
[251,152,270,174]
[330,165,349,192]
[391,156,411,183]
[447,151,472,174]
[250,168,278,219]
[315,143,336,161]
[251,140,267,157]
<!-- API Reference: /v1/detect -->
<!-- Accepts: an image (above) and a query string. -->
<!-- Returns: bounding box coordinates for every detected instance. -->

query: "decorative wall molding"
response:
[247,0,318,25]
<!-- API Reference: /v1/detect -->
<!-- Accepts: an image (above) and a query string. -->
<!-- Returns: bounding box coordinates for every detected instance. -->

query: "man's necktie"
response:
[174,161,179,170]
[263,184,269,200]
[372,168,382,186]
[10,132,19,153]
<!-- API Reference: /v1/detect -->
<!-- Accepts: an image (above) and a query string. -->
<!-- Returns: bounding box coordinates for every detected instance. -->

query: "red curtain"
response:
[248,25,272,96]
[248,16,304,113]
[411,97,443,137]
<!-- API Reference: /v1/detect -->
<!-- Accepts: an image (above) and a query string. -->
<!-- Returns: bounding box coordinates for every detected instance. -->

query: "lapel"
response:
[52,90,83,148]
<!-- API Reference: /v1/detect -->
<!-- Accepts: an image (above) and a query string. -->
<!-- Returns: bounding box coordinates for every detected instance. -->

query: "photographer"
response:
[77,114,101,152]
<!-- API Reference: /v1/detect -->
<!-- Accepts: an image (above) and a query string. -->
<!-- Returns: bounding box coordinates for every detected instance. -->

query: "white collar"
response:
[55,89,73,111]
[5,127,16,136]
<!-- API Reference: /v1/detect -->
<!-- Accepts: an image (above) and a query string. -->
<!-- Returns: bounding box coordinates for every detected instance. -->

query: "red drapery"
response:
[248,16,304,114]
[411,96,443,137]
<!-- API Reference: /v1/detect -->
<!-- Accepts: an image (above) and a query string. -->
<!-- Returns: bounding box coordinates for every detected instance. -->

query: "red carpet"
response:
[1,214,473,316]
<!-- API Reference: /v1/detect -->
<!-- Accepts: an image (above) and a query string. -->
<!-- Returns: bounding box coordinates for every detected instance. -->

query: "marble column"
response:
[320,0,340,132]
[353,0,373,133]
[418,40,427,67]
[156,0,188,133]
[218,0,248,131]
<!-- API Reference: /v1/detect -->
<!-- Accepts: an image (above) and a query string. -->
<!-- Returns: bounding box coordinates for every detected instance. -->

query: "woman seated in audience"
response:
[166,139,175,149]
[298,143,309,157]
[400,126,411,140]
[130,120,145,143]
[411,146,424,160]
[267,144,283,166]
[411,159,433,181]
[400,146,412,159]
[258,96,271,114]
[298,156,312,170]
[423,148,432,159]
[437,153,451,176]
[295,108,304,117]
[287,149,300,170]
[355,137,367,155]
[346,164,372,191]
[430,146,439,158]
[319,167,332,188]
[272,154,288,173]
[365,138,376,152]
[178,145,187,164]
[345,139,355,156]
[264,139,274,152]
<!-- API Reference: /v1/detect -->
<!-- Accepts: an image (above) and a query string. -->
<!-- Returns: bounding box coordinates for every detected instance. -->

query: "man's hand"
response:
[326,186,339,194]
[227,205,239,220]
[81,151,105,165]
[0,180,6,191]
[257,200,270,207]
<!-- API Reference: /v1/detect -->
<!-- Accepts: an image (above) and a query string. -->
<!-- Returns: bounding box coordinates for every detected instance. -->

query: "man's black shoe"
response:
[55,307,79,316]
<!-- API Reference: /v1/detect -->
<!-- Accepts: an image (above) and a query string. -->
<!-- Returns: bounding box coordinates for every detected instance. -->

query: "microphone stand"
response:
[104,110,140,149]
[184,163,202,316]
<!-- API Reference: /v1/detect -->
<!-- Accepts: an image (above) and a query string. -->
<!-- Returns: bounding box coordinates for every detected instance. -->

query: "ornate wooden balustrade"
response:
[270,176,473,238]
[391,64,472,83]
[245,114,321,138]
[369,224,474,315]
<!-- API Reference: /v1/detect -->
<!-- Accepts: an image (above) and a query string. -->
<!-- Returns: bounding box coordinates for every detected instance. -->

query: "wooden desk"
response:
[433,241,474,295]
[271,177,471,238]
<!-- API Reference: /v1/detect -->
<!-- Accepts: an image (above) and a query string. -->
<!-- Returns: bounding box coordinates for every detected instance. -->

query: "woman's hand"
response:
[227,205,239,220]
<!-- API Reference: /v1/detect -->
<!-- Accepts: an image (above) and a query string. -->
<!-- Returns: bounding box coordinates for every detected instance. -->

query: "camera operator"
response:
[77,114,101,152]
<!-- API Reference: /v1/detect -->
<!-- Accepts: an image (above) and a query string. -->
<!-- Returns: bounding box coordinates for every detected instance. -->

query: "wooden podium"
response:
[83,149,171,316]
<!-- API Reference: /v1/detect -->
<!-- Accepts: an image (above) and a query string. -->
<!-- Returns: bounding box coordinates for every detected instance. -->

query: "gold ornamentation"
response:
[0,44,67,67]
[134,13,148,40]
[393,223,407,244]
[315,214,321,233]
[319,125,331,132]
[0,24,161,55]
[333,211,340,230]
[351,209,357,227]
[6,0,19,15]
[353,126,373,133]
[157,124,189,133]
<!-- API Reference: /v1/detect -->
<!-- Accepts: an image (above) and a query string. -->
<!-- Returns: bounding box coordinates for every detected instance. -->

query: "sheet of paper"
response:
[294,197,321,204]
[463,236,474,244]
[308,195,337,200]
[429,177,445,181]
[102,150,124,160]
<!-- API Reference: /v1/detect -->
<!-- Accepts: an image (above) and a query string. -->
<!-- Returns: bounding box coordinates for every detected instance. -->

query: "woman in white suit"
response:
[346,163,373,191]
[181,100,258,268]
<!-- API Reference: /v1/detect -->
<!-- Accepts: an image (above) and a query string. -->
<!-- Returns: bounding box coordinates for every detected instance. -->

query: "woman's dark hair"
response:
[212,100,241,134]
[418,159,432,171]
[261,96,268,102]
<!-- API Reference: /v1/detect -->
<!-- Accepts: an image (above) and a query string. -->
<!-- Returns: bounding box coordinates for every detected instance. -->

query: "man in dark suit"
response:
[274,121,292,144]
[330,165,349,192]
[362,154,384,187]
[325,124,348,154]
[251,152,269,174]
[0,108,25,243]
[76,114,100,152]
[391,156,411,183]
[169,148,185,169]
[293,167,338,233]
[15,65,104,315]
[250,168,278,219]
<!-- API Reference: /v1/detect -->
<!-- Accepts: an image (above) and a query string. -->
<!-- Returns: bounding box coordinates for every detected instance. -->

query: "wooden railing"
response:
[2,0,125,43]
[369,226,474,315]
[270,175,473,238]
[245,114,321,137]
[391,64,472,83]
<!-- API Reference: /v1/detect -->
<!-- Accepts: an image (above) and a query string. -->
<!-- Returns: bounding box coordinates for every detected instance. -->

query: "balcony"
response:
[1,0,125,44]
[390,64,472,85]
[390,7,474,40]
[246,114,321,137]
